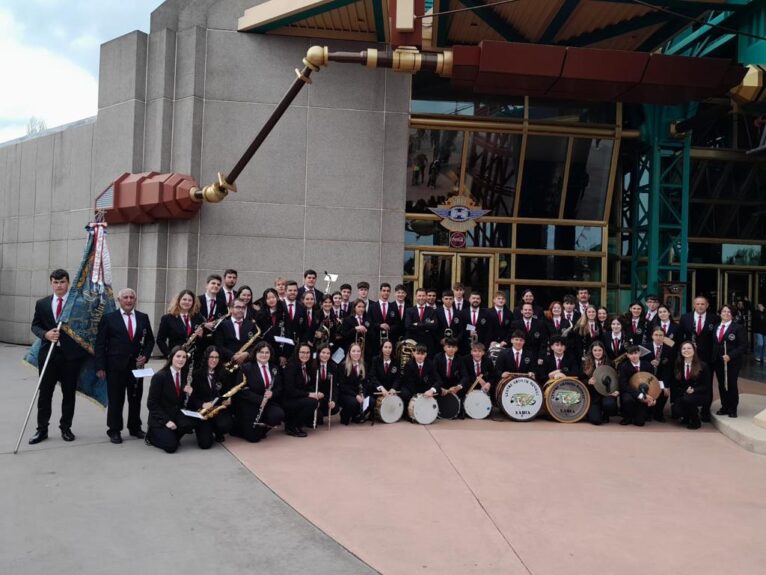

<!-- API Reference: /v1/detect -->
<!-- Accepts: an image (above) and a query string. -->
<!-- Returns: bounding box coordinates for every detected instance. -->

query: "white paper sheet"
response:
[131,368,155,378]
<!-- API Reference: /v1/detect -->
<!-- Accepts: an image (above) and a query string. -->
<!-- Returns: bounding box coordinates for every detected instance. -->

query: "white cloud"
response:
[0,9,97,143]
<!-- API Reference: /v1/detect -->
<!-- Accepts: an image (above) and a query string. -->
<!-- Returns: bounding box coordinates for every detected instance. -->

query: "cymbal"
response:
[628,371,661,400]
[593,365,619,396]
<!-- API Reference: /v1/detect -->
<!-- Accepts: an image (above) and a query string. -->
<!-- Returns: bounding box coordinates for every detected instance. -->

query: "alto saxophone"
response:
[200,375,248,419]
[224,325,263,373]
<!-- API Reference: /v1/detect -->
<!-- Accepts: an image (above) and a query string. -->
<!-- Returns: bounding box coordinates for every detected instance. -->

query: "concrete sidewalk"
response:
[0,344,374,575]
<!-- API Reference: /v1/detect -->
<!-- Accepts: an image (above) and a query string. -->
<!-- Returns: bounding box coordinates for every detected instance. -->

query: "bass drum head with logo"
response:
[463,390,492,420]
[408,394,438,425]
[496,376,543,421]
[375,394,404,423]
[543,377,591,423]
[436,394,460,419]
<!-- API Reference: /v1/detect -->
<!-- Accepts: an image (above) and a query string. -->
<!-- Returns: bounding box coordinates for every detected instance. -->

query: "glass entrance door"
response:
[724,271,752,306]
[419,252,455,297]
[456,254,494,306]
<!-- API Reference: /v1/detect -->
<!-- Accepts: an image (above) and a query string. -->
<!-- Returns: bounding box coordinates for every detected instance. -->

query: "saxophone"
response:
[396,338,417,371]
[223,324,263,373]
[200,375,248,419]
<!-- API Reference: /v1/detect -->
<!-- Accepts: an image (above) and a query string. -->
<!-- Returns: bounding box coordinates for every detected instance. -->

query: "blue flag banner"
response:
[24,221,117,407]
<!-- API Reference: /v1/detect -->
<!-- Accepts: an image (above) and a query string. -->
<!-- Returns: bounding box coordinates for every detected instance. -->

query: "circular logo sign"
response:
[498,376,542,421]
[449,232,466,249]
[544,379,590,423]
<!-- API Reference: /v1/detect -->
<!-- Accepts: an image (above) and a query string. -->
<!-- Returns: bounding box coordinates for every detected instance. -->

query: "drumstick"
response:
[328,374,333,430]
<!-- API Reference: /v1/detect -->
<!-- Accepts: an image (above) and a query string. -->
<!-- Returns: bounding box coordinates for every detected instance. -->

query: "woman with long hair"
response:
[255,288,288,361]
[369,340,400,397]
[712,304,748,418]
[582,341,618,425]
[236,341,285,442]
[189,345,232,444]
[236,285,256,321]
[674,341,712,429]
[623,300,648,347]
[156,289,205,359]
[313,343,338,425]
[573,305,600,360]
[146,346,207,452]
[282,343,322,437]
[338,342,368,425]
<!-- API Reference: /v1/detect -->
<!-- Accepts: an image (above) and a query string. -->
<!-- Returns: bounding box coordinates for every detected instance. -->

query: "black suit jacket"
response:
[433,352,465,389]
[401,359,442,395]
[404,306,438,352]
[95,309,155,372]
[538,353,580,382]
[712,322,748,367]
[510,318,548,357]
[147,369,184,428]
[646,342,674,386]
[618,359,653,397]
[368,356,400,394]
[31,295,89,364]
[495,347,536,377]
[461,307,491,347]
[624,317,649,347]
[198,293,227,321]
[337,365,368,399]
[341,313,372,350]
[188,367,226,409]
[237,362,282,409]
[297,286,324,303]
[678,312,718,363]
[214,317,256,360]
[462,355,498,386]
[435,306,464,344]
[601,332,628,360]
[486,306,513,345]
[283,360,316,400]
[156,313,205,358]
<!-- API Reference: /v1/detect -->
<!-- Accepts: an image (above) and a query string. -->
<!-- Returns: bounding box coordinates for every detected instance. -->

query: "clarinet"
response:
[183,348,195,408]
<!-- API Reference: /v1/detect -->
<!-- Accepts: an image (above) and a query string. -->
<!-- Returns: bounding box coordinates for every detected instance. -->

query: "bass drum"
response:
[543,377,591,423]
[463,390,492,420]
[408,394,438,425]
[436,393,460,419]
[495,376,543,421]
[375,394,404,423]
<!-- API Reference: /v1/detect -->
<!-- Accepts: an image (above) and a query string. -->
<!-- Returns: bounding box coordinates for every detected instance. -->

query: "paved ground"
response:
[4,341,766,575]
[0,344,374,575]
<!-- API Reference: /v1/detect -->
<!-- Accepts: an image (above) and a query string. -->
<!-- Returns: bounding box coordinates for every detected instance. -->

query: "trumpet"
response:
[223,325,263,373]
[199,375,248,419]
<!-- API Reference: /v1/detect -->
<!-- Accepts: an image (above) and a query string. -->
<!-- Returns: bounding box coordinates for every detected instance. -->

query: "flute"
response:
[312,369,320,430]
[723,341,729,392]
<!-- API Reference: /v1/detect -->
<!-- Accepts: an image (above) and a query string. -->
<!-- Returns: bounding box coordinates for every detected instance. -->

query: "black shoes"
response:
[619,418,632,426]
[215,433,225,443]
[634,420,645,427]
[728,412,738,418]
[29,430,48,445]
[129,429,145,439]
[715,408,728,416]
[60,428,75,442]
[700,413,711,423]
[654,415,666,423]
[687,421,701,430]
[108,432,123,444]
[286,427,308,437]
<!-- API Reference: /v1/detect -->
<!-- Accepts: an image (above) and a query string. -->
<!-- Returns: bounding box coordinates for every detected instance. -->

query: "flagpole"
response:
[14,322,62,454]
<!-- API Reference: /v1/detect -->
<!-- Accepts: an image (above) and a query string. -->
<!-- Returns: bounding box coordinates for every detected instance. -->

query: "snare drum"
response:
[543,377,591,423]
[375,394,404,424]
[495,376,543,421]
[407,394,438,425]
[436,393,460,420]
[463,390,492,419]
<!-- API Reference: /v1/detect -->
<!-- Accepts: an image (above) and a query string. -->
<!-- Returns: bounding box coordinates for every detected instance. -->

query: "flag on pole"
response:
[24,220,117,407]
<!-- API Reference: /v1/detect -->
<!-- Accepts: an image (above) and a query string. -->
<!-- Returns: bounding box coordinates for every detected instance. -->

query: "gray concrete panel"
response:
[306,240,381,277]
[178,0,220,32]
[0,266,16,294]
[381,209,405,244]
[306,206,382,243]
[147,28,176,101]
[380,242,406,277]
[167,232,198,270]
[16,243,33,271]
[3,145,20,218]
[92,100,146,196]
[17,216,34,243]
[137,266,168,306]
[143,98,174,173]
[139,225,169,269]
[0,147,6,211]
[174,26,206,100]
[200,101,307,206]
[166,267,197,300]
[204,30,309,105]
[66,209,93,242]
[3,217,18,244]
[382,112,409,211]
[107,230,140,270]
[31,270,49,298]
[385,69,411,114]
[32,242,50,272]
[308,40,385,112]
[199,201,305,239]
[170,96,203,180]
[207,0,263,31]
[33,214,51,243]
[34,136,55,215]
[198,236,305,272]
[98,31,149,109]
[307,108,384,209]
[50,212,68,241]
[19,140,36,217]
[49,240,68,270]
[14,269,31,296]
[52,122,94,212]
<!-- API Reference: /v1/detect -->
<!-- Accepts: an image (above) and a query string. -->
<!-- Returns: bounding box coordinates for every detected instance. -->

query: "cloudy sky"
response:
[0,0,161,143]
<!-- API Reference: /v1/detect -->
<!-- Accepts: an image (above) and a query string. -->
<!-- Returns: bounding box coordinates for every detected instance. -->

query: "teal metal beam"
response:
[436,0,453,47]
[459,0,528,43]
[247,0,360,33]
[540,0,580,44]
[592,0,750,9]
[697,32,735,56]
[664,11,733,55]
[371,0,386,42]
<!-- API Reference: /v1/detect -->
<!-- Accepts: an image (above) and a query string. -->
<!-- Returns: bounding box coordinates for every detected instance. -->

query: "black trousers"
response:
[236,403,285,442]
[36,355,83,431]
[714,361,740,413]
[680,393,709,426]
[587,395,618,425]
[338,394,362,424]
[620,392,649,424]
[106,369,144,434]
[282,396,319,429]
[652,389,669,419]
[147,415,197,453]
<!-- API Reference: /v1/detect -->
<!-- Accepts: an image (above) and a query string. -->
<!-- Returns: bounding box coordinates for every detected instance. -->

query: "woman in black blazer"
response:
[189,346,232,444]
[255,288,289,363]
[146,346,207,453]
[368,340,400,397]
[236,341,285,442]
[156,290,205,358]
[712,304,749,418]
[337,342,368,425]
[675,341,712,429]
[313,344,338,425]
[282,343,321,437]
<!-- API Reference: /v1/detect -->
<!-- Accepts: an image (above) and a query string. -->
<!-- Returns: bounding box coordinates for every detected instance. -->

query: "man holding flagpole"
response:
[28,269,89,444]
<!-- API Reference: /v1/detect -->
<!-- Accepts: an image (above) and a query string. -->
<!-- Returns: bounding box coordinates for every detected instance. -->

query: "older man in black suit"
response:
[28,269,89,444]
[96,288,155,444]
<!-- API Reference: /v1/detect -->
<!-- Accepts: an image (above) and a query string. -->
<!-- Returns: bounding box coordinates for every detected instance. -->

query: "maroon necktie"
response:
[228,291,233,305]
[302,365,308,384]
[515,351,520,369]
[307,310,312,327]
[399,304,404,319]
[418,365,423,378]
[384,361,390,374]
[718,324,726,343]
[382,302,387,318]
[685,364,691,381]
[125,313,134,341]
[525,320,530,333]
[656,346,661,360]
[475,362,480,377]
[556,357,561,370]
[208,300,215,320]
[696,316,702,336]
[353,364,359,377]
[289,304,294,321]
[55,297,63,321]
[497,310,503,324]
[555,318,559,330]
[174,371,181,397]
[447,308,452,324]
[472,310,477,325]
[183,315,191,335]
[262,365,271,388]
[235,320,242,339]
[613,338,619,354]
[447,358,452,379]
[419,306,424,321]
[321,364,327,380]
[271,312,277,326]
[632,319,638,333]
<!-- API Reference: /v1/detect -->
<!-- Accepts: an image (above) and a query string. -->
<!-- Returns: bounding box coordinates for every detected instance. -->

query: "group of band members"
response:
[29,268,749,451]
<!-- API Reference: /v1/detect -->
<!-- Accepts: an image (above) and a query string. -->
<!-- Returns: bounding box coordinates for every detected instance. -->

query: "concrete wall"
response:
[0,0,408,345]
